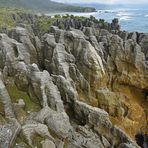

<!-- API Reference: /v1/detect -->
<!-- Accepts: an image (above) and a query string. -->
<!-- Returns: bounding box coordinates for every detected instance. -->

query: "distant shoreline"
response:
[36,11,97,17]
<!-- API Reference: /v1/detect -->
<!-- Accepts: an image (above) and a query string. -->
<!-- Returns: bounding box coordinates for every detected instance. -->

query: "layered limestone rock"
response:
[0,72,21,148]
[0,17,147,148]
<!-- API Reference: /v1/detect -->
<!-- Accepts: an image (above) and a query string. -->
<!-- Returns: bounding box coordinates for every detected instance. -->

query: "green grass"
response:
[0,114,6,124]
[6,84,41,112]
[0,8,16,28]
[35,17,56,34]
[0,8,31,29]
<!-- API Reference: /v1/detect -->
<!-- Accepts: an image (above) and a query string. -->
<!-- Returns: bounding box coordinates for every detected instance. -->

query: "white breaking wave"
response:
[97,10,117,13]
[116,12,134,17]
[72,12,96,16]
[44,11,97,17]
[144,14,148,17]
[119,16,132,21]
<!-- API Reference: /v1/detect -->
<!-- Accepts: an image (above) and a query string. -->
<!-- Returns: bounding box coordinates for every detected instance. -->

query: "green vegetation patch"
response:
[6,84,41,112]
[0,8,31,29]
[35,16,56,34]
[0,8,16,28]
[0,0,96,13]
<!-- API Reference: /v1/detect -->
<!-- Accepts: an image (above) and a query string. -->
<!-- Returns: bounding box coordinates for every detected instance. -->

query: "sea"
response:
[61,4,148,33]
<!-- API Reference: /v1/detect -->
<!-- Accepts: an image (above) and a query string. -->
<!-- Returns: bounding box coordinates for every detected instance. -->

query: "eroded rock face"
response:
[0,21,147,148]
[41,139,56,148]
[0,72,21,148]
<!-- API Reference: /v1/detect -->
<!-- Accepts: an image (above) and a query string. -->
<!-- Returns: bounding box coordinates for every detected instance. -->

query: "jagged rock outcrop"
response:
[0,15,147,148]
[0,72,21,148]
[53,16,120,32]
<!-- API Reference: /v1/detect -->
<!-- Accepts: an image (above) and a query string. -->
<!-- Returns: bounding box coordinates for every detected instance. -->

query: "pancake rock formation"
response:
[0,14,147,148]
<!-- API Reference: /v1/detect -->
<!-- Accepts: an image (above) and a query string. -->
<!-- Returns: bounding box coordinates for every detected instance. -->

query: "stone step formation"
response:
[0,12,147,148]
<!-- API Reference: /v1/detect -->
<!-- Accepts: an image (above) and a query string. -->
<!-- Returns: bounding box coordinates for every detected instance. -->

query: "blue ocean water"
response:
[95,9,148,33]
[69,5,148,33]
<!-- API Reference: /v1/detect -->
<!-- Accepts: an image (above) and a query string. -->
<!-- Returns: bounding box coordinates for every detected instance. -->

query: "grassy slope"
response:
[0,8,24,28]
[0,0,96,12]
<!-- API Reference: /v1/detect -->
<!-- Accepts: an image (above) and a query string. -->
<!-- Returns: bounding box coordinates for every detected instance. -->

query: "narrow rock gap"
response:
[12,44,19,58]
[64,103,86,126]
